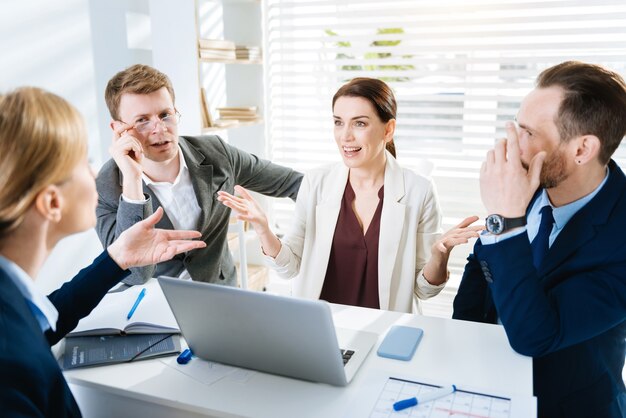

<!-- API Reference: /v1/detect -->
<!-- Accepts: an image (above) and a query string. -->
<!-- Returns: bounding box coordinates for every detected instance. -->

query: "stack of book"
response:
[235,45,262,61]
[216,106,262,124]
[198,38,236,61]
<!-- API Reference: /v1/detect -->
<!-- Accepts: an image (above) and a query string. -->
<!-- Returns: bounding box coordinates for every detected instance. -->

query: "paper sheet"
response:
[344,370,536,418]
[160,356,255,386]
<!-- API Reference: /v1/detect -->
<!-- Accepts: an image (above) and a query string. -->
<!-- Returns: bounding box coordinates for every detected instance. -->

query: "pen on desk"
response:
[127,288,146,320]
[393,384,457,411]
[177,348,193,364]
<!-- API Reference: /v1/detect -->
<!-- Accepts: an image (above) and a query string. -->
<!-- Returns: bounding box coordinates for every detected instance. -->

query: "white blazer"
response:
[268,152,445,313]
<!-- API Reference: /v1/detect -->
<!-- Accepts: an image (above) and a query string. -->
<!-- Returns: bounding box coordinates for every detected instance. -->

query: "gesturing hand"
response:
[217,185,270,235]
[107,207,206,270]
[432,216,484,256]
[480,122,546,217]
[217,185,283,258]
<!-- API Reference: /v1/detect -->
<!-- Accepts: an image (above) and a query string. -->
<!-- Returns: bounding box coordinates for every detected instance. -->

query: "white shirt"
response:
[123,146,201,280]
[0,255,58,332]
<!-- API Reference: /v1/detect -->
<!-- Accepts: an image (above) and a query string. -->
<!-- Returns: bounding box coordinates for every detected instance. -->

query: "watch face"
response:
[486,214,504,234]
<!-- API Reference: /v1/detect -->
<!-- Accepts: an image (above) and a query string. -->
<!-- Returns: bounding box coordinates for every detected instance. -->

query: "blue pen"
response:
[393,384,457,411]
[126,288,146,320]
[177,348,193,364]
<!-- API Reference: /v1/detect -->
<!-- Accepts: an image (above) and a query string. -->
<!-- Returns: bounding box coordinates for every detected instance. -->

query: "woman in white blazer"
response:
[219,78,481,313]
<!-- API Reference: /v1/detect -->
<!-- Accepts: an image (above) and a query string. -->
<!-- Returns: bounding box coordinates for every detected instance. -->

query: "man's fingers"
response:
[112,121,132,138]
[505,121,522,165]
[528,151,547,188]
[493,137,507,165]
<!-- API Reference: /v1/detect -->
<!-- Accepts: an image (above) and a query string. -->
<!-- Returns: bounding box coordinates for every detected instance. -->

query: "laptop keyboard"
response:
[340,349,355,366]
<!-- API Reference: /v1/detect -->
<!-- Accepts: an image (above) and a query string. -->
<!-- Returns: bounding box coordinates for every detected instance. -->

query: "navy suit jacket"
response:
[453,160,626,418]
[0,252,128,417]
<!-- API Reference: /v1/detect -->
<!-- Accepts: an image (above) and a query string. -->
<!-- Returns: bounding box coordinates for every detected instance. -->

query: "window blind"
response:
[262,0,626,316]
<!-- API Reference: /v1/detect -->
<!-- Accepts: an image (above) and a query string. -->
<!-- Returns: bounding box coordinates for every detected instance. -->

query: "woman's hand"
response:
[217,185,282,258]
[217,185,270,235]
[423,216,483,285]
[432,216,484,257]
[107,207,206,270]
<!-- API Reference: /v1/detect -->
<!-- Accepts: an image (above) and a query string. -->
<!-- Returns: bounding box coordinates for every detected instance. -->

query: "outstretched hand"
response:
[217,185,270,234]
[107,207,206,270]
[432,216,484,256]
[217,185,282,258]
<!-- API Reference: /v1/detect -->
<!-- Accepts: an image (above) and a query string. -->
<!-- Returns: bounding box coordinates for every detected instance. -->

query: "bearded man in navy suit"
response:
[453,61,626,417]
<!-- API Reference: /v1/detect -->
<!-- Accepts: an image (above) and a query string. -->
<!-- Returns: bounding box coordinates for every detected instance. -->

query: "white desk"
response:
[64,305,533,418]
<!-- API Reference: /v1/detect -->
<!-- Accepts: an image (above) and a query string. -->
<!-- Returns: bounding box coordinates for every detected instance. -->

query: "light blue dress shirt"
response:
[481,167,609,247]
[0,255,58,333]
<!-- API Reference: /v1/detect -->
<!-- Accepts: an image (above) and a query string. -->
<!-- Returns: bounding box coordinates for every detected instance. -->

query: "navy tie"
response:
[531,205,554,269]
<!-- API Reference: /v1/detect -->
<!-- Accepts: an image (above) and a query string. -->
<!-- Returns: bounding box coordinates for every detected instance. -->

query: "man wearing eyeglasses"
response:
[95,64,303,285]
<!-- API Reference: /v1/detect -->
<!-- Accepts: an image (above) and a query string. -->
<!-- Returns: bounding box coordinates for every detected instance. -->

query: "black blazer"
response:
[0,252,128,417]
[453,160,626,418]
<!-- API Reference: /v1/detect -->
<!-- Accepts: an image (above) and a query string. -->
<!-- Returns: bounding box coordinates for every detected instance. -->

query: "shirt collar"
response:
[142,145,188,187]
[0,255,58,332]
[534,166,610,231]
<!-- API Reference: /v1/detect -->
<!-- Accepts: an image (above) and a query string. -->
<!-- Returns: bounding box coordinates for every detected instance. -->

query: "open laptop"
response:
[158,276,378,386]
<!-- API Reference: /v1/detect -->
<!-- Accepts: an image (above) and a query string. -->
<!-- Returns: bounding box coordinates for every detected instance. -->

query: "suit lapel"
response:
[179,138,214,236]
[378,155,406,310]
[142,186,175,229]
[0,268,50,346]
[541,160,625,275]
[312,165,348,296]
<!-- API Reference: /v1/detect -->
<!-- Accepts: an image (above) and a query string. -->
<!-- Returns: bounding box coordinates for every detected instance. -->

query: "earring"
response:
[576,160,581,164]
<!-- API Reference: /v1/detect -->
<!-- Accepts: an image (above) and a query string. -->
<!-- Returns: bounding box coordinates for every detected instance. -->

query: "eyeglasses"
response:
[122,111,181,134]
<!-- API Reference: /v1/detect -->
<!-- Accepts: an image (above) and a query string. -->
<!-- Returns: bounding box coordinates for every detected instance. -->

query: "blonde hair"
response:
[0,87,87,239]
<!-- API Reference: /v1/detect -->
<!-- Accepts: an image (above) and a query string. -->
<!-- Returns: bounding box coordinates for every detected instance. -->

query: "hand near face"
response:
[431,216,484,256]
[110,122,145,200]
[107,207,206,270]
[480,122,546,217]
[217,185,270,234]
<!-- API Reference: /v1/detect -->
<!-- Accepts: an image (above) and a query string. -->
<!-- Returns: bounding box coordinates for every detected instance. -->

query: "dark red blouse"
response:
[319,180,384,309]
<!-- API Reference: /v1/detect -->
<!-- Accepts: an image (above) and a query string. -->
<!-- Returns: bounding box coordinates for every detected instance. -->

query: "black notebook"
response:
[61,333,181,370]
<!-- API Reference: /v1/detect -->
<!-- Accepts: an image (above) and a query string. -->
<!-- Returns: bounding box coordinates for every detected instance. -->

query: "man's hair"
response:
[105,64,175,121]
[536,61,626,164]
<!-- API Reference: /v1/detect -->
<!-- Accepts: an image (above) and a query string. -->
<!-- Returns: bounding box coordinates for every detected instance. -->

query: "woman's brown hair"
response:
[332,77,397,158]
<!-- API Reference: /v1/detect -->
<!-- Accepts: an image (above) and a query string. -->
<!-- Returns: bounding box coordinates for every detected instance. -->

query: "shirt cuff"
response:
[416,271,446,299]
[264,241,290,267]
[121,194,149,204]
[479,227,527,245]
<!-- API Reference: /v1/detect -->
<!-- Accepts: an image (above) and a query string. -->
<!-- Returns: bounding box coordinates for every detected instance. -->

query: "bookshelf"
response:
[151,0,267,158]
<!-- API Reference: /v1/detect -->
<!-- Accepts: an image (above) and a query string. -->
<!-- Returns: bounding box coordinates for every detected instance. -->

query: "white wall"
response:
[0,0,105,293]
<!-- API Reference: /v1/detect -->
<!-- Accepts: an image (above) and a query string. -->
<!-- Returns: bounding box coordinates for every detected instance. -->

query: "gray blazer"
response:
[96,135,303,285]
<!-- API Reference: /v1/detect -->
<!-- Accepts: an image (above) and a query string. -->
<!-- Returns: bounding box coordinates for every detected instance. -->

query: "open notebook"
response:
[69,279,179,336]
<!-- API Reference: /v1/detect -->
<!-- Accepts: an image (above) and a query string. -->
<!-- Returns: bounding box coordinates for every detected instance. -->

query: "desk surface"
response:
[64,304,533,418]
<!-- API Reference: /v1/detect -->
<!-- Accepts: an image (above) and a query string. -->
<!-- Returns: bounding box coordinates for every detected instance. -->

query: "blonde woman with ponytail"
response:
[0,87,205,417]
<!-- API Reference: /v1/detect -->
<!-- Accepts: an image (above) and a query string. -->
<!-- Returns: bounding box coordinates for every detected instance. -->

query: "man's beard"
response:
[522,147,569,189]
